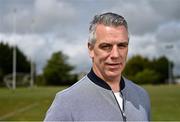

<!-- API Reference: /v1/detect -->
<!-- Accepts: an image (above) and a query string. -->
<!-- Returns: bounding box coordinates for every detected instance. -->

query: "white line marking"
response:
[0,103,38,120]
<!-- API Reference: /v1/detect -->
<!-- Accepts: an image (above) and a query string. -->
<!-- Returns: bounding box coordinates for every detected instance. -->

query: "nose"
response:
[110,45,119,58]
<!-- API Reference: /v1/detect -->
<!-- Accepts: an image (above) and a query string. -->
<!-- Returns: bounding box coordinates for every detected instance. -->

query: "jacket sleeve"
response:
[44,92,72,121]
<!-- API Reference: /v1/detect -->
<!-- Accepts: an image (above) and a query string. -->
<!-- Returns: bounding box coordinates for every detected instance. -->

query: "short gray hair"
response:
[88,12,128,45]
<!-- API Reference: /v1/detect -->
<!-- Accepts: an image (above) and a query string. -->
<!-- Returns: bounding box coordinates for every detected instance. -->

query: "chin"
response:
[105,70,121,78]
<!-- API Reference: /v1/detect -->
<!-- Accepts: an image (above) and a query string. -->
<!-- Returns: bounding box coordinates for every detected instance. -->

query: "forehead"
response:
[95,24,129,44]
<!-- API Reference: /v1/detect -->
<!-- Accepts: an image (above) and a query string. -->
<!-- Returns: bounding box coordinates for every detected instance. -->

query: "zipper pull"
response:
[122,112,126,121]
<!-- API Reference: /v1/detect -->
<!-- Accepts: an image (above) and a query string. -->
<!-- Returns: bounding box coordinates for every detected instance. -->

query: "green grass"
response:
[144,84,180,121]
[0,85,180,121]
[0,86,68,121]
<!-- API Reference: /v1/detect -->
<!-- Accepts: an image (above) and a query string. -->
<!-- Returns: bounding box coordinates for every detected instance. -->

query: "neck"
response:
[106,78,121,92]
[88,69,125,92]
[93,67,121,92]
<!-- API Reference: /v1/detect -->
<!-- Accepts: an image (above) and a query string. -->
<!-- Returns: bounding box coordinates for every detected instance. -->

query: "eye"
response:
[99,43,112,51]
[118,42,128,49]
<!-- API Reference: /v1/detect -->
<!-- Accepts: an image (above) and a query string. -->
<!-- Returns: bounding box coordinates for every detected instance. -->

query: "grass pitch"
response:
[0,85,180,121]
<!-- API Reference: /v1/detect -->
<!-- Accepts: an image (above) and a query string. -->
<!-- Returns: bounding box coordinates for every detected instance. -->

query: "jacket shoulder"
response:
[123,77,149,96]
[44,76,92,121]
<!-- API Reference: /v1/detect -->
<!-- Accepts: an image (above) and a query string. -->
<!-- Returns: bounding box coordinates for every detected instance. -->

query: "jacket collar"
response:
[87,68,125,91]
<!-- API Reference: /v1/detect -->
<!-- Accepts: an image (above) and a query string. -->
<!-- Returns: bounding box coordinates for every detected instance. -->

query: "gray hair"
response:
[88,12,128,45]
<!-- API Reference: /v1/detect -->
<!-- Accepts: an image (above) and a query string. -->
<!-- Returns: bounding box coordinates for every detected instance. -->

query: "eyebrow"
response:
[99,40,129,44]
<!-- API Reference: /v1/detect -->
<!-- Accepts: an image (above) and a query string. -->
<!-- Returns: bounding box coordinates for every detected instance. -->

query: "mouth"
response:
[105,63,122,69]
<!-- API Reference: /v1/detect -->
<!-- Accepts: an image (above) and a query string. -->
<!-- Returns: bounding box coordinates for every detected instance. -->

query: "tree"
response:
[0,42,31,86]
[151,56,169,84]
[133,69,160,84]
[123,55,151,77]
[0,42,13,77]
[123,55,171,84]
[43,51,76,85]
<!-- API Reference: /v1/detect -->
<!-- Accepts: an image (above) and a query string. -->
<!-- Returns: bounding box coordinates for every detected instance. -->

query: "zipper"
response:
[112,91,126,122]
[120,91,127,121]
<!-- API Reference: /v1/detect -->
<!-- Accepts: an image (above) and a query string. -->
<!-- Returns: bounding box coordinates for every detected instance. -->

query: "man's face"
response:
[88,24,129,81]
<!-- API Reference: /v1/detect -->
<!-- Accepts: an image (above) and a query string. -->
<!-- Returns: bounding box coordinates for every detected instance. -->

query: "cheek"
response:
[122,49,128,58]
[94,51,108,63]
[125,49,128,59]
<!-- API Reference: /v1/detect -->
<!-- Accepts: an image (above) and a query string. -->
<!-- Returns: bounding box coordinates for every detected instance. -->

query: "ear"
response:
[88,42,94,58]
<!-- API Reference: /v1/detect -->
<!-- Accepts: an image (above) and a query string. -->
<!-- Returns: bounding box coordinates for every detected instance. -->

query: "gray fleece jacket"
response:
[44,69,151,121]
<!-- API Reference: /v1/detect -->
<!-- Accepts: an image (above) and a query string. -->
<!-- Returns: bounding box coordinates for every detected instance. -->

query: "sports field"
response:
[0,85,180,121]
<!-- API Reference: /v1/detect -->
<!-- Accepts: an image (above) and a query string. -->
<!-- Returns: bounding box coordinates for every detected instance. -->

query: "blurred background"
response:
[0,0,180,121]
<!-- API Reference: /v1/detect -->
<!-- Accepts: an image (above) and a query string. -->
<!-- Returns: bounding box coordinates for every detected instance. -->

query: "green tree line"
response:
[123,55,173,84]
[0,42,30,86]
[0,42,173,86]
[42,51,78,86]
[0,42,77,87]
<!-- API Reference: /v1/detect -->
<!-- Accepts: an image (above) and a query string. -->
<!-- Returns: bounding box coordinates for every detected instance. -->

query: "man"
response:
[44,12,151,121]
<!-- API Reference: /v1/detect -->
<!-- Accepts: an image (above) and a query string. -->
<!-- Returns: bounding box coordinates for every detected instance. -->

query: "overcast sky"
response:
[0,0,180,76]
